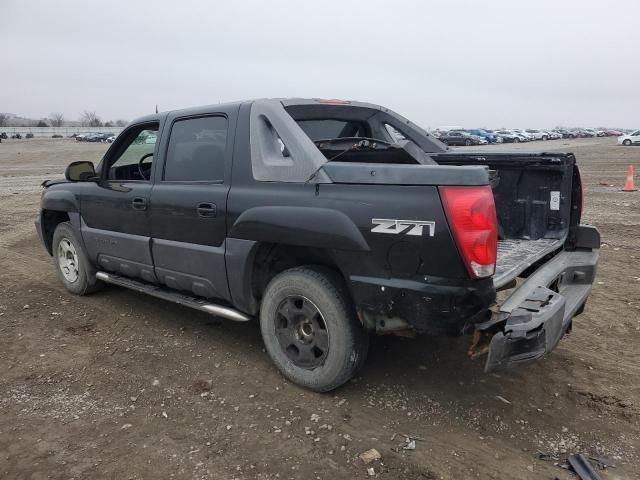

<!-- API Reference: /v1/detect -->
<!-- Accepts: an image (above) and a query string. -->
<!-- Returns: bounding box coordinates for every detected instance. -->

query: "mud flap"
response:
[485,286,566,372]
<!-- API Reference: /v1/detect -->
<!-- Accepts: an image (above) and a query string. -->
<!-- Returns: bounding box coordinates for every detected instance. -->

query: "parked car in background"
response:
[0,132,8,139]
[551,129,570,138]
[94,133,113,142]
[106,135,116,143]
[511,129,533,141]
[493,130,522,143]
[85,133,104,142]
[466,129,501,143]
[52,134,64,138]
[578,129,597,137]
[440,130,487,146]
[544,130,562,140]
[618,130,640,146]
[25,133,34,139]
[524,129,548,141]
[605,129,623,137]
[11,133,22,139]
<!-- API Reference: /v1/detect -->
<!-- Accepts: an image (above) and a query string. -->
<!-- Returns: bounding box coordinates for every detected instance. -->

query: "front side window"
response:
[631,130,640,137]
[107,125,158,181]
[164,116,228,182]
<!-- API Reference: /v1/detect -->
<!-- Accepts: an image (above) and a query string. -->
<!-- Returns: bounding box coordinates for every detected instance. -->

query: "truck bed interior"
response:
[433,153,576,289]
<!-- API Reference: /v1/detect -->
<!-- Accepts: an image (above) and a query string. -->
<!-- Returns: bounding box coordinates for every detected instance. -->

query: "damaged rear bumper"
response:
[482,247,599,372]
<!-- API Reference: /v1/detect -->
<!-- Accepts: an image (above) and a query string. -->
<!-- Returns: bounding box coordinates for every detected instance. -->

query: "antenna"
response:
[155,104,158,114]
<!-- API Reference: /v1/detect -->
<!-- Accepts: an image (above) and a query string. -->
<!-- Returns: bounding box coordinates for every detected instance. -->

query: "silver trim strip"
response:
[95,272,251,322]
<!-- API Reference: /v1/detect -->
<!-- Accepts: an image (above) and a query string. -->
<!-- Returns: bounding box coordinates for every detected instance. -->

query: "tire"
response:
[542,135,548,141]
[514,137,520,143]
[623,139,632,146]
[259,266,369,392]
[52,222,102,295]
[465,139,472,146]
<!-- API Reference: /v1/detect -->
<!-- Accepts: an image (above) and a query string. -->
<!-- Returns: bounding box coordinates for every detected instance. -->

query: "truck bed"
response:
[494,238,563,289]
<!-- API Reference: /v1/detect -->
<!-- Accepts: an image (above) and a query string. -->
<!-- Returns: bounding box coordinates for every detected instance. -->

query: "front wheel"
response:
[623,139,632,146]
[465,139,472,146]
[514,137,520,143]
[259,267,369,392]
[52,222,102,295]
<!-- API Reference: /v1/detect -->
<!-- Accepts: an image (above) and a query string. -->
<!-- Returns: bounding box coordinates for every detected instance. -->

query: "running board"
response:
[95,271,251,322]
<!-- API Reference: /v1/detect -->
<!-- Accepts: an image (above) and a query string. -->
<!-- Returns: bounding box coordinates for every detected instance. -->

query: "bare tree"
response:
[49,112,64,127]
[115,119,127,127]
[81,110,102,127]
[0,114,8,127]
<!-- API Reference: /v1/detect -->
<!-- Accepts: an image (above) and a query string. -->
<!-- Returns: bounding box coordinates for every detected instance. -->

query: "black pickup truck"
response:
[36,98,600,392]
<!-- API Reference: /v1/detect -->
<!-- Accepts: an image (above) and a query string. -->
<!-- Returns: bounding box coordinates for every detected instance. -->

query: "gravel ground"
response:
[0,137,638,479]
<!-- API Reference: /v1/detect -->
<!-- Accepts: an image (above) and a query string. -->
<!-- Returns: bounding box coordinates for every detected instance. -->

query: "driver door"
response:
[79,121,160,283]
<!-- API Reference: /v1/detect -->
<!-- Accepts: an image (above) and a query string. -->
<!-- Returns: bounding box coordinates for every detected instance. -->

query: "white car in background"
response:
[618,130,640,146]
[524,129,549,140]
[510,129,533,141]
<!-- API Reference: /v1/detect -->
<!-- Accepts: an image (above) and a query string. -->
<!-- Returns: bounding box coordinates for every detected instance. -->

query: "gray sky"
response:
[1,0,638,128]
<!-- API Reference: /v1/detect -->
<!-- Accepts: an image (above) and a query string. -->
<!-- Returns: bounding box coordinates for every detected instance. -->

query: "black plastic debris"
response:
[567,454,602,480]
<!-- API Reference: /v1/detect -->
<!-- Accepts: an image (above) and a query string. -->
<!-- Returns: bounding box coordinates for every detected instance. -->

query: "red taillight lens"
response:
[439,186,498,279]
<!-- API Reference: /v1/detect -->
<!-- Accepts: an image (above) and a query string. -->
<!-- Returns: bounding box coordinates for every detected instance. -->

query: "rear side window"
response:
[164,116,228,182]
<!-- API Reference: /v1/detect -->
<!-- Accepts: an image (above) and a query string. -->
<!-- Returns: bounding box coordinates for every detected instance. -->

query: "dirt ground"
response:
[0,137,638,480]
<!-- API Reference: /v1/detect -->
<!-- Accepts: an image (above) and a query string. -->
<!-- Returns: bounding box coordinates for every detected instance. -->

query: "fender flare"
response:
[41,190,79,213]
[228,206,370,252]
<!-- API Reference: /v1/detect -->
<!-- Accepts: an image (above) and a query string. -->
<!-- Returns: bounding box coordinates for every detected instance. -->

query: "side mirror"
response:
[65,161,97,181]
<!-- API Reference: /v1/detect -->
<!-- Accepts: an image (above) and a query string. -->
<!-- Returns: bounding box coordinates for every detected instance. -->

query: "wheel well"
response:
[42,210,70,254]
[250,244,346,301]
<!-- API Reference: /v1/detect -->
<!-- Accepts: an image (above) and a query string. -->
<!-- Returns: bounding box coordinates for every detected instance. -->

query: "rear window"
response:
[296,119,365,141]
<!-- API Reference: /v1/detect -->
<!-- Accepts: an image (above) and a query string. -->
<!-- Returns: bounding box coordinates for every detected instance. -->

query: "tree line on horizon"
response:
[0,111,127,128]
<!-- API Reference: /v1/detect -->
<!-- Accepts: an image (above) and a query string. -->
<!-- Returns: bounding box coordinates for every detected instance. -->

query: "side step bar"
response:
[95,271,251,322]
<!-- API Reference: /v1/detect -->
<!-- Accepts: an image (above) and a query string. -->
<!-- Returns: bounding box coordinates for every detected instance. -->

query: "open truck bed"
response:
[433,151,580,289]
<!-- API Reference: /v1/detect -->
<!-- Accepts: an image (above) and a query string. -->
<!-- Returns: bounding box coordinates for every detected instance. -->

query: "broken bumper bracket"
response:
[484,248,599,372]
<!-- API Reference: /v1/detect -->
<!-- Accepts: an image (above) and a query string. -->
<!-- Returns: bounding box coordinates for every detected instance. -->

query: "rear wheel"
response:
[259,267,369,392]
[52,222,102,295]
[465,139,472,146]
[623,139,632,146]
[513,137,520,143]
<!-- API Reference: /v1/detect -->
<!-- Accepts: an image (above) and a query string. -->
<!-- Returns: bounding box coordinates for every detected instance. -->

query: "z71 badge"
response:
[371,218,435,237]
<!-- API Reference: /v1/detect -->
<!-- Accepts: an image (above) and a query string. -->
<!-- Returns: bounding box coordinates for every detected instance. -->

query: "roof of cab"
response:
[129,98,385,125]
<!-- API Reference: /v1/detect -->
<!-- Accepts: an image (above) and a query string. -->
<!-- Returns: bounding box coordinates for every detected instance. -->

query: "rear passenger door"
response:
[150,110,236,301]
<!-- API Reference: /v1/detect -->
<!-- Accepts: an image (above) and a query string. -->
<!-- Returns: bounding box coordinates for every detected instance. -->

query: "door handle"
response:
[132,197,147,211]
[196,202,216,218]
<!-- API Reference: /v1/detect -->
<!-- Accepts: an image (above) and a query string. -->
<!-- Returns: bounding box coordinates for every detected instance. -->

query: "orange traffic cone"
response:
[622,164,637,192]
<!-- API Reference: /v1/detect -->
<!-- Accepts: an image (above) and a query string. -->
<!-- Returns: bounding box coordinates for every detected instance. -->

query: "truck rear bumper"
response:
[483,248,599,372]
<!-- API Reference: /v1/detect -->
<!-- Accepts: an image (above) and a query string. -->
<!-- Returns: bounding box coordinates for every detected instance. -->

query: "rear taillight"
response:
[439,186,498,279]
